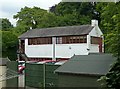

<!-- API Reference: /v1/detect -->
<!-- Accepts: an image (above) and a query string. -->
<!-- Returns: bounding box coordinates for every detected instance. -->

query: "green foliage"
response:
[50,2,98,25]
[99,58,120,88]
[14,2,98,31]
[37,12,58,28]
[2,31,18,60]
[2,31,18,49]
[1,18,13,31]
[50,2,94,17]
[97,2,120,89]
[97,2,120,57]
[106,59,120,88]
[105,30,120,57]
[0,21,15,60]
[14,6,48,29]
[11,25,29,36]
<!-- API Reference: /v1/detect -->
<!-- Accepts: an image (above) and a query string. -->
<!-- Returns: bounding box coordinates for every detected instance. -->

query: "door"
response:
[99,38,102,53]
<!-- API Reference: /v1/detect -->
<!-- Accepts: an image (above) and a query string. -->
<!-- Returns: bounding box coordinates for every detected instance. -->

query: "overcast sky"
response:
[0,0,62,26]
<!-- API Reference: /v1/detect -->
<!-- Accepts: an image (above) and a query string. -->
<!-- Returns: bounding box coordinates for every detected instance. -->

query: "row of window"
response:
[28,36,101,45]
[28,37,52,45]
[56,36,87,44]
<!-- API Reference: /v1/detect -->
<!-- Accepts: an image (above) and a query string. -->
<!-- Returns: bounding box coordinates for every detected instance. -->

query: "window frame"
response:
[56,35,87,44]
[28,37,52,45]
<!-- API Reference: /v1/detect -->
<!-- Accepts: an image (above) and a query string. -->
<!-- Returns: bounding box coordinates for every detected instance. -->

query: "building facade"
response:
[18,20,104,61]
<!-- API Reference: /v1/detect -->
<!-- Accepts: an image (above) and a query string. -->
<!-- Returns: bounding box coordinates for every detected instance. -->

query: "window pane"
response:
[91,36,100,44]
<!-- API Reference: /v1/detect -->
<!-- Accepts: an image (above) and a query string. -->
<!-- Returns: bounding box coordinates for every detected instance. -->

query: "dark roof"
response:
[55,53,116,76]
[19,25,93,39]
[0,58,10,66]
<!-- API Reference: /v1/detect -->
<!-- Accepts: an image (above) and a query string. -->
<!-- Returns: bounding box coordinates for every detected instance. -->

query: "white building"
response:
[18,20,104,61]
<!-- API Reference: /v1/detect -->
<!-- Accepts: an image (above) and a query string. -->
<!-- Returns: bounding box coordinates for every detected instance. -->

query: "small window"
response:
[91,36,100,44]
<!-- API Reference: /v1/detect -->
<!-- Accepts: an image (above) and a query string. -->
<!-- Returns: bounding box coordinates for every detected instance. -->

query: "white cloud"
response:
[0,0,61,26]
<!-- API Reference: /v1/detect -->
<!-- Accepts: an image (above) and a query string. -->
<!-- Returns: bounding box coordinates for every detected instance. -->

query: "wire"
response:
[0,68,19,82]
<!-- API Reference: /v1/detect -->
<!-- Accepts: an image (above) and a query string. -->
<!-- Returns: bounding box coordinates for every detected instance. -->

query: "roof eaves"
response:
[55,71,104,76]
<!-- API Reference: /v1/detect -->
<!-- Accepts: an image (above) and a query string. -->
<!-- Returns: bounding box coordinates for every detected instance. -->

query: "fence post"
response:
[43,63,46,89]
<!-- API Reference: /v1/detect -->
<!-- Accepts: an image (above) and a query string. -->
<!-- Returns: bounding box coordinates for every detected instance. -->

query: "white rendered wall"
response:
[88,26,104,53]
[24,26,103,58]
[25,39,53,58]
[89,26,103,37]
[89,44,99,53]
[55,44,88,58]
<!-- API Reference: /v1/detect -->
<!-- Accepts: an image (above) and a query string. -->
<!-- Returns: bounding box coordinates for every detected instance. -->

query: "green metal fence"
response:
[6,61,18,87]
[25,63,43,87]
[25,62,60,88]
[45,64,59,87]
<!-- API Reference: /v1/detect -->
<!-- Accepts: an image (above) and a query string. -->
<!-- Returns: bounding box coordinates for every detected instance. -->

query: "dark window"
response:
[91,36,100,44]
[28,37,52,45]
[56,35,87,44]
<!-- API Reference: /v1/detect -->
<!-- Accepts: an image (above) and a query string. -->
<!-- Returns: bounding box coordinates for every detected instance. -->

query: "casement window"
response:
[91,36,100,44]
[56,35,87,44]
[28,37,52,45]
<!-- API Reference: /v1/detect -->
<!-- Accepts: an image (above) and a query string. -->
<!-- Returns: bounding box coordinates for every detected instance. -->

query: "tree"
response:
[37,12,58,28]
[96,2,120,56]
[1,18,13,31]
[97,2,120,88]
[2,31,18,60]
[14,3,99,32]
[50,2,92,16]
[14,6,48,29]
[0,18,18,60]
[49,2,100,26]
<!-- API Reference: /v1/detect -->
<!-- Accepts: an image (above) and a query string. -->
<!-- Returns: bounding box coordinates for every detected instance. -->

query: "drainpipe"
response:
[87,35,90,54]
[52,37,56,61]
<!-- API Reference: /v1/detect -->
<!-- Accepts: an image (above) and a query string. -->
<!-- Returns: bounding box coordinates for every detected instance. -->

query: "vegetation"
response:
[2,31,18,60]
[1,18,13,31]
[96,2,120,88]
[49,2,98,25]
[1,2,120,87]
[0,18,17,60]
